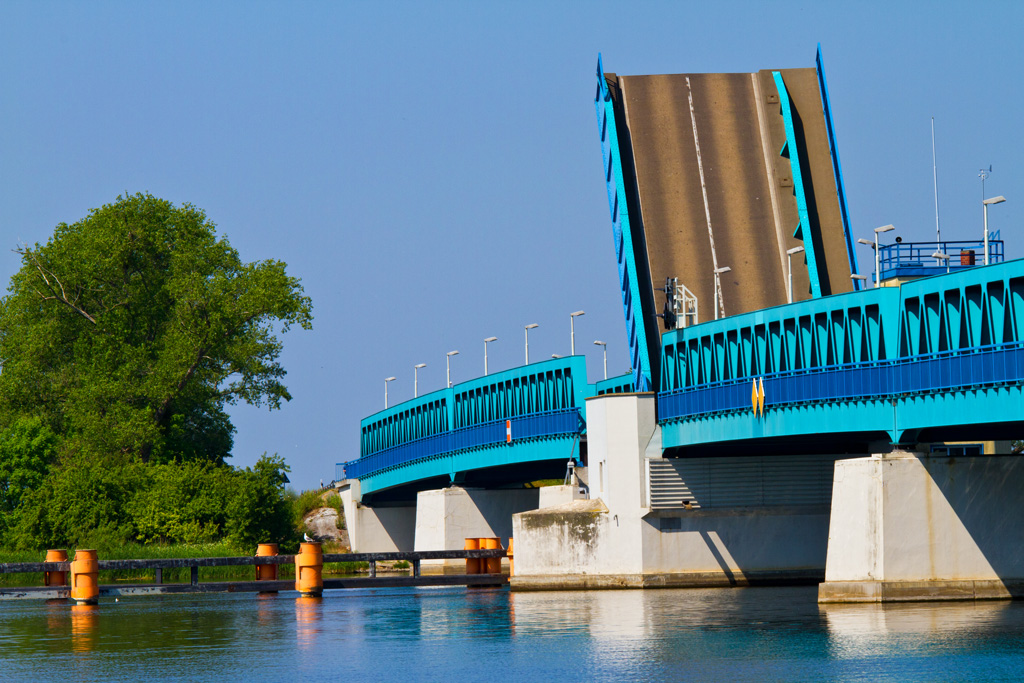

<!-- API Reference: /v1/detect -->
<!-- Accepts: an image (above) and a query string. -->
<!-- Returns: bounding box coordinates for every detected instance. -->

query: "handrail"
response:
[659,341,1024,422]
[879,240,1004,275]
[0,549,508,574]
[340,407,583,481]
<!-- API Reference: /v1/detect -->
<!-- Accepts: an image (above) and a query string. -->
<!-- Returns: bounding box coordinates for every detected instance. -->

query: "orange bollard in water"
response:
[464,538,480,574]
[44,549,67,588]
[256,543,279,581]
[294,542,323,596]
[70,549,99,605]
[481,537,502,574]
[507,538,514,577]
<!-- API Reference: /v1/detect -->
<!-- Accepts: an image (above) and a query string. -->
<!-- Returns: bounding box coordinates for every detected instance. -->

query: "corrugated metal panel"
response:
[648,454,841,509]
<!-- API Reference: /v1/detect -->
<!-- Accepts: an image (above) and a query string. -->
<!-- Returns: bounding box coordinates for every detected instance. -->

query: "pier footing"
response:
[818,452,1024,603]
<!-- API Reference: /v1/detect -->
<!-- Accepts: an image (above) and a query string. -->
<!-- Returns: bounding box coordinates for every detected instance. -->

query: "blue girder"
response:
[594,54,654,392]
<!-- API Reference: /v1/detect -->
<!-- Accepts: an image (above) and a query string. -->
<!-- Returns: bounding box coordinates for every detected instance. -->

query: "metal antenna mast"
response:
[931,117,941,255]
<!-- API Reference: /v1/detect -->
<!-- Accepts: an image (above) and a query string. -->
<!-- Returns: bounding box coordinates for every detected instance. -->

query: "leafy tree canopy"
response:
[0,193,313,464]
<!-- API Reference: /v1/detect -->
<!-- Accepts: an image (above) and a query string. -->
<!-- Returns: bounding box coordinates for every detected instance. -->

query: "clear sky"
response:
[1,1,1021,489]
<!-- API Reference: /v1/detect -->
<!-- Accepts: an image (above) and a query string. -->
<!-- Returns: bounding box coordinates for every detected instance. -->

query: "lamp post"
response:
[593,340,608,380]
[931,251,951,275]
[384,376,397,408]
[446,351,459,388]
[851,274,868,289]
[551,354,562,359]
[413,363,426,398]
[786,246,804,303]
[873,224,895,286]
[983,196,1006,265]
[483,337,497,376]
[524,324,538,364]
[570,311,585,356]
[713,266,731,320]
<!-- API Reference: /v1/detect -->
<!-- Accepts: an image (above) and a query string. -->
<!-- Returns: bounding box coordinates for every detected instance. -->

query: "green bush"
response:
[3,453,295,553]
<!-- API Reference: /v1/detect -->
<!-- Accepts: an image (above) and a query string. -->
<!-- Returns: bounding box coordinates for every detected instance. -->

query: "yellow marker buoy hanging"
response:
[507,538,514,577]
[70,549,99,605]
[44,549,67,588]
[751,378,758,414]
[758,377,765,416]
[294,542,323,597]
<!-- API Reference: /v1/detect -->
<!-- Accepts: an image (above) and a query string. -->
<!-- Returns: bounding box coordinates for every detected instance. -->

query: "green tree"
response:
[0,193,313,463]
[0,417,59,539]
[227,454,295,551]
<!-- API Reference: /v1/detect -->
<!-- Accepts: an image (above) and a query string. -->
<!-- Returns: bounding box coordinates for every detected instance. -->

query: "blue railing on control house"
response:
[338,356,592,482]
[878,240,1003,282]
[659,258,1024,423]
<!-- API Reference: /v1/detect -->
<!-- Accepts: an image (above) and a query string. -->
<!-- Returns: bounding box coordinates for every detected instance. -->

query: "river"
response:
[2,585,1024,681]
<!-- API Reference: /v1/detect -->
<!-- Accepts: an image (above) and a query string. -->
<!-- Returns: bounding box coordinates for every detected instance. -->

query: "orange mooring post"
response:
[507,538,514,577]
[44,549,68,588]
[70,549,99,605]
[464,538,480,574]
[481,537,501,574]
[294,542,323,596]
[255,543,279,581]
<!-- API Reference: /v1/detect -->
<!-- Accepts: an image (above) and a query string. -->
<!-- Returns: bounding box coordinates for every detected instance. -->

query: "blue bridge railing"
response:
[658,341,1024,422]
[878,240,1003,282]
[338,408,583,481]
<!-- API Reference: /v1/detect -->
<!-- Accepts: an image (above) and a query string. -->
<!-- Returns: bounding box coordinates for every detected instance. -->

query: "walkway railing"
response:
[0,549,509,600]
[878,240,1003,281]
[658,342,1024,422]
[338,408,583,481]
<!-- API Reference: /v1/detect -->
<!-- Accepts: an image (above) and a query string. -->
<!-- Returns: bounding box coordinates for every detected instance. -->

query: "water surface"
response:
[2,585,1024,681]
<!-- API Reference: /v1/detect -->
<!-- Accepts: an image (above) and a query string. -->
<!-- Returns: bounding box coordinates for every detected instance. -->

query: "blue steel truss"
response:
[659,259,1024,446]
[773,71,823,299]
[595,54,653,392]
[339,357,593,493]
[815,44,861,289]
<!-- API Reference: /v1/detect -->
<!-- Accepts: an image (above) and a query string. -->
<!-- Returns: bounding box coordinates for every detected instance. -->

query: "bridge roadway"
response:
[339,259,1024,501]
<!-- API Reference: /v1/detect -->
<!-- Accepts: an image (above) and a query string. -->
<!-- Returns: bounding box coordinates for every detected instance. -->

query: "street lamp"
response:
[551,354,562,359]
[851,274,868,288]
[931,251,951,274]
[446,350,459,388]
[983,196,1006,265]
[593,340,608,380]
[713,266,731,320]
[384,376,397,408]
[524,324,538,364]
[570,311,585,356]
[413,363,426,398]
[869,224,895,287]
[483,337,497,376]
[786,246,804,303]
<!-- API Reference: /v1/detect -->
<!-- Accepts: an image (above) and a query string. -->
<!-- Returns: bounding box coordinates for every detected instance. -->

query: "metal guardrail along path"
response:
[0,549,509,600]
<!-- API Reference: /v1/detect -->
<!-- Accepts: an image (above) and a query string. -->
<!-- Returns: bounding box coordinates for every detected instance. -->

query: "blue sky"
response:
[1,1,1021,489]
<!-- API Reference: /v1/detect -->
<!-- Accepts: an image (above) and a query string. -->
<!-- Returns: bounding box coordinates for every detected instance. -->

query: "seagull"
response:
[304,533,314,543]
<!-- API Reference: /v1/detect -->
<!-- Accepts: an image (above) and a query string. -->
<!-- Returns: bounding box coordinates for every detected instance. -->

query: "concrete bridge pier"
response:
[819,451,1024,603]
[413,486,544,570]
[511,393,834,590]
[338,481,416,552]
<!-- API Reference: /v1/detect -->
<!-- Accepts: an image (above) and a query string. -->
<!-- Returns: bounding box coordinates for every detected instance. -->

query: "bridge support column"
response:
[819,452,1024,603]
[414,486,539,569]
[338,482,416,552]
[511,393,836,590]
